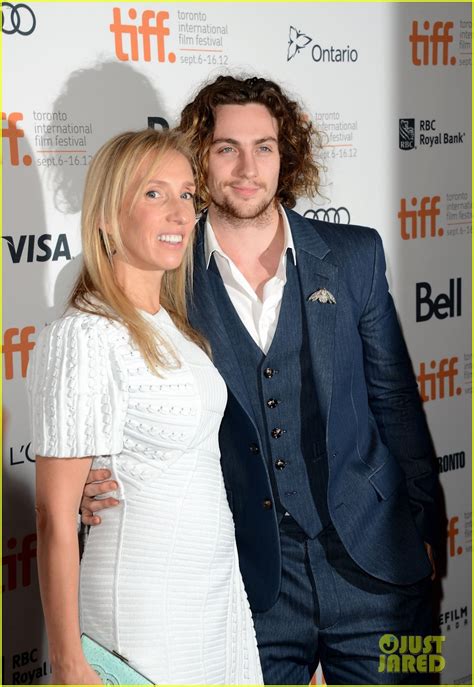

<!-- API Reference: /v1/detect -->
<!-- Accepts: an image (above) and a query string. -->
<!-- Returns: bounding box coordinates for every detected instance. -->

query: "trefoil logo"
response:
[287,26,312,61]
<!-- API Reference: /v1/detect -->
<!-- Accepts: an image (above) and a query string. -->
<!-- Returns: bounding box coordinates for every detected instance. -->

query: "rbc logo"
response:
[399,118,415,150]
[416,278,462,322]
[409,20,456,66]
[3,234,71,263]
[398,195,443,239]
[2,112,32,166]
[110,7,175,63]
[416,356,461,402]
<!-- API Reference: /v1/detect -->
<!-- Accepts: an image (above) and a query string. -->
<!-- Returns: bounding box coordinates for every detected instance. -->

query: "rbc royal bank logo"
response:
[399,118,465,151]
[110,6,175,62]
[399,119,415,150]
[409,20,456,66]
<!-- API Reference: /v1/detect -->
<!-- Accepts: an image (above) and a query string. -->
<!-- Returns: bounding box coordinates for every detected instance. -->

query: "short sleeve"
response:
[27,314,127,458]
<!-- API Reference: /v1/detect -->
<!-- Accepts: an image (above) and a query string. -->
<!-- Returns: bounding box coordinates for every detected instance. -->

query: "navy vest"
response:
[209,253,331,538]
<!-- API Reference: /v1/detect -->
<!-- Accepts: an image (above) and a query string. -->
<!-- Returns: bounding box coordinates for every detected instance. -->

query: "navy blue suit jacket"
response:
[188,208,437,613]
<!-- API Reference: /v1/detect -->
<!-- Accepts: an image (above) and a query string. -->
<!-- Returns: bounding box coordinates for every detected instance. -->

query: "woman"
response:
[28,129,263,685]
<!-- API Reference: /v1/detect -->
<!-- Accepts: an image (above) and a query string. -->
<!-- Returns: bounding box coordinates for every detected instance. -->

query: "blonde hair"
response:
[69,128,209,374]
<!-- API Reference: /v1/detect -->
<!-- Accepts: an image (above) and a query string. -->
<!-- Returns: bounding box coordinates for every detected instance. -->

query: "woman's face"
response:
[117,149,196,275]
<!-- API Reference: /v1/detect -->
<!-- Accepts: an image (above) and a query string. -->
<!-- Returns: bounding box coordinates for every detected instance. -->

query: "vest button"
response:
[264,367,275,379]
[271,428,285,439]
[262,499,273,510]
[266,398,279,409]
[275,459,286,470]
[249,443,260,454]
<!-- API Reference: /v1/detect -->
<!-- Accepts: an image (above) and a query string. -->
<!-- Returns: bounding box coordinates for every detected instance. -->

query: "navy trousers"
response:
[252,518,435,685]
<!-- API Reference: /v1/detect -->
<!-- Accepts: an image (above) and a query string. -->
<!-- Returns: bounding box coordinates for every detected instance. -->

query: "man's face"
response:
[206,103,281,220]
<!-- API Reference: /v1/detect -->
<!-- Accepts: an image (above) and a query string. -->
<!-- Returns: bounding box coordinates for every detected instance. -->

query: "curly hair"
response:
[178,75,322,210]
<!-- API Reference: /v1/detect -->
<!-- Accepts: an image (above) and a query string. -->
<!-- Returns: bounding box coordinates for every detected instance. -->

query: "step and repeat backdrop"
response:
[2,2,471,684]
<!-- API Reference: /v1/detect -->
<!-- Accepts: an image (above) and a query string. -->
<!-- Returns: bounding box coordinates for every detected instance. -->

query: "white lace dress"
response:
[27,307,263,685]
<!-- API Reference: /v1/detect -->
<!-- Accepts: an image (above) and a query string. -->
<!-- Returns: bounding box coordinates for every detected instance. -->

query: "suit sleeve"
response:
[358,229,438,547]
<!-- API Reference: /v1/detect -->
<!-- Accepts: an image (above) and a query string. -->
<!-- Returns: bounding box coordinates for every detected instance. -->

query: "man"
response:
[81,76,437,684]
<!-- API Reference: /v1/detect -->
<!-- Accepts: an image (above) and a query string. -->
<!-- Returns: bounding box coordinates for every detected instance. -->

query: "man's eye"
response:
[218,146,235,154]
[258,146,272,153]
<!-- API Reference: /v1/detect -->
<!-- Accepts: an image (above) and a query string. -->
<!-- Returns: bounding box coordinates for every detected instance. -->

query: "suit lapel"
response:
[286,209,338,427]
[189,226,257,426]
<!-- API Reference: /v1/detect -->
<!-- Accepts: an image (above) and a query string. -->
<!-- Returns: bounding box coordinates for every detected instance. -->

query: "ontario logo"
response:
[287,26,312,61]
[287,26,358,63]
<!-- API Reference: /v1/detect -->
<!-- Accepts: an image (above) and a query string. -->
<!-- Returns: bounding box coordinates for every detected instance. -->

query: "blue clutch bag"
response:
[81,633,154,685]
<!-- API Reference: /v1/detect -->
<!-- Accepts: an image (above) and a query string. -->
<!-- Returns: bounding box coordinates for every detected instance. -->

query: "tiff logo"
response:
[409,20,456,66]
[2,326,36,380]
[110,7,176,63]
[417,356,461,402]
[2,112,32,166]
[398,196,444,240]
[447,516,464,557]
[3,533,37,592]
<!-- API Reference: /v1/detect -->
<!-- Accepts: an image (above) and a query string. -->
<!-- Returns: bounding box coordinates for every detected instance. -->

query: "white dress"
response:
[27,307,263,685]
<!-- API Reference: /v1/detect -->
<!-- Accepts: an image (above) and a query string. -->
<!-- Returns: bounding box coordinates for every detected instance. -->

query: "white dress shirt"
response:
[205,207,296,354]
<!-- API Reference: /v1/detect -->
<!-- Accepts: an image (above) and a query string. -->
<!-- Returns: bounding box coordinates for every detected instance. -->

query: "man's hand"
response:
[424,542,436,580]
[80,469,119,526]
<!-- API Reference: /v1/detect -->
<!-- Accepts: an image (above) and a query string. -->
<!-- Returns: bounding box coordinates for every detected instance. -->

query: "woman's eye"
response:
[145,190,160,199]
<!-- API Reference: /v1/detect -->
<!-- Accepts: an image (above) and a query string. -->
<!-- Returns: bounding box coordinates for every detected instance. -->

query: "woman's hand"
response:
[52,660,103,685]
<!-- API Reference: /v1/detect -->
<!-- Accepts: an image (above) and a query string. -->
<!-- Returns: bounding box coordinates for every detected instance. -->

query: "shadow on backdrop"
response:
[3,59,167,685]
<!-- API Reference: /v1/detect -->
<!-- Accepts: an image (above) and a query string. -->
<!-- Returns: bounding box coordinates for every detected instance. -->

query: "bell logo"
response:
[447,516,463,557]
[398,196,443,240]
[2,326,36,380]
[2,533,37,592]
[417,356,462,402]
[416,278,462,322]
[2,112,32,166]
[409,20,456,66]
[110,7,175,63]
